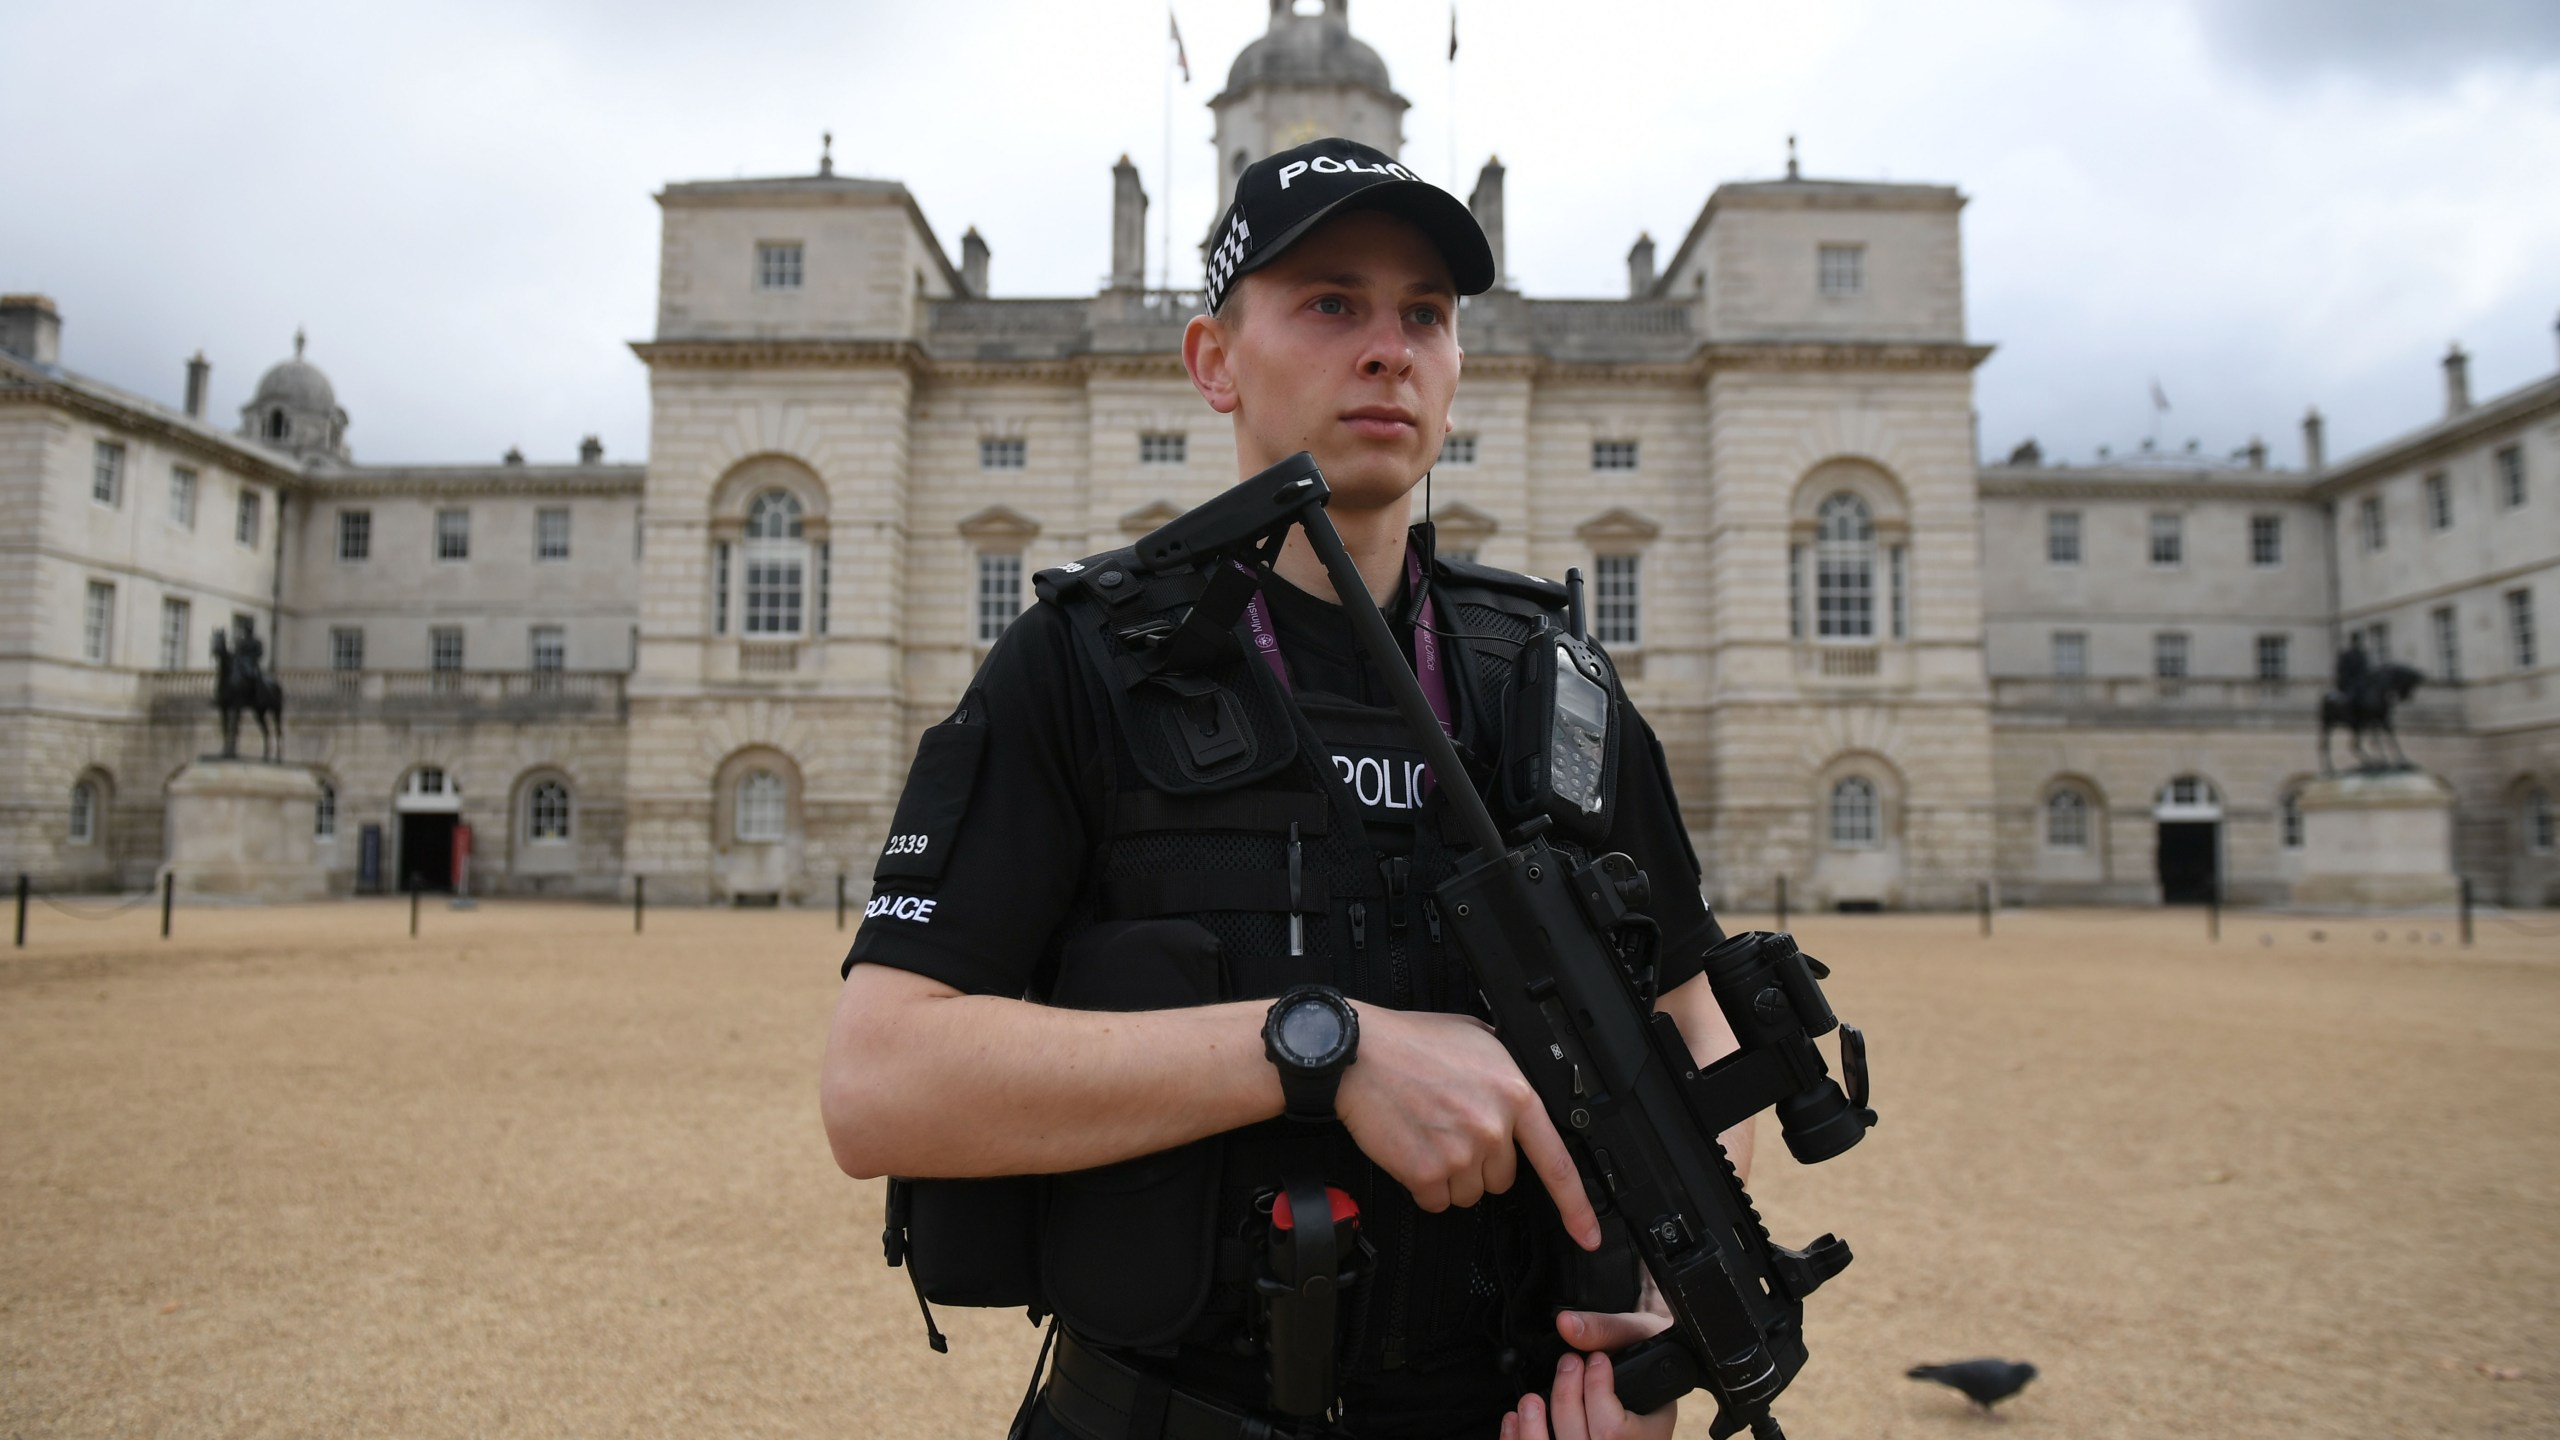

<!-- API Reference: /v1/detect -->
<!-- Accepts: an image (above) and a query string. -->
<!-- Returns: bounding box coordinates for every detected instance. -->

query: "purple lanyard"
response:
[1238,547,1455,738]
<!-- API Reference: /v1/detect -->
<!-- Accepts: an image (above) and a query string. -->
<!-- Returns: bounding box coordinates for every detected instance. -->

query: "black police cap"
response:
[1203,138,1496,316]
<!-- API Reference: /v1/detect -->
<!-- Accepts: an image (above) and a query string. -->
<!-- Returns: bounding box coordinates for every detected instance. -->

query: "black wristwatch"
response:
[1263,985,1359,1123]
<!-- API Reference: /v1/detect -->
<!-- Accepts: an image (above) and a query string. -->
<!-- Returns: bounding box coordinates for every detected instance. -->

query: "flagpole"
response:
[1447,4,1458,186]
[1162,28,1174,293]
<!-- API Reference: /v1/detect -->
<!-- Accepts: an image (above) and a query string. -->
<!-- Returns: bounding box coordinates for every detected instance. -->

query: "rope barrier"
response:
[30,887,165,919]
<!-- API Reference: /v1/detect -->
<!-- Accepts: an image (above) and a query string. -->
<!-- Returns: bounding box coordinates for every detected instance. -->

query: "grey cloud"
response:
[2194,0,2560,86]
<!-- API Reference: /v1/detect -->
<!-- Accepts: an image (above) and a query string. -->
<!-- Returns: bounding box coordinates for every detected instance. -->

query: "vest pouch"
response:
[899,1175,1043,1309]
[1040,917,1229,1348]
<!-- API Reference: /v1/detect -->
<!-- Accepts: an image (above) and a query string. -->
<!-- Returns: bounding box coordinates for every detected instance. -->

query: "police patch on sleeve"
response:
[872,687,990,888]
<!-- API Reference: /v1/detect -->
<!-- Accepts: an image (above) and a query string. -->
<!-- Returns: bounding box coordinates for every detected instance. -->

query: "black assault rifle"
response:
[1139,453,1876,1440]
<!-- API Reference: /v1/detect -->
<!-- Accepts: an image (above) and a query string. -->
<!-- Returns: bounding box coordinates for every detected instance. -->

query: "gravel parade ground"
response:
[3,900,2553,1438]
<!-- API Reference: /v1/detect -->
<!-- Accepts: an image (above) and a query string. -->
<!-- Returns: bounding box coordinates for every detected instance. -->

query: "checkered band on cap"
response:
[1204,209,1252,314]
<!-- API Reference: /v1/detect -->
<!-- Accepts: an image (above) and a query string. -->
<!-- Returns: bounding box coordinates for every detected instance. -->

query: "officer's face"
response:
[1185,210,1460,511]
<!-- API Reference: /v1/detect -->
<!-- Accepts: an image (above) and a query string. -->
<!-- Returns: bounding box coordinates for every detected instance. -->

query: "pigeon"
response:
[1906,1359,2037,1415]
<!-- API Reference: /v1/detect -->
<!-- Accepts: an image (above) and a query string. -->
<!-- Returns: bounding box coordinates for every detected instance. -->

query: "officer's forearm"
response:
[1658,972,1755,1183]
[824,961,1283,1181]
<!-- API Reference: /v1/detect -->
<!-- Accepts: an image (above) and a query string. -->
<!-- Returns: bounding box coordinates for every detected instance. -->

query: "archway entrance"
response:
[395,767,462,892]
[2155,775,2222,904]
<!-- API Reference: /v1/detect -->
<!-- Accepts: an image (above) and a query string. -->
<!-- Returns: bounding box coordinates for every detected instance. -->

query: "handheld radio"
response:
[1505,566,1621,843]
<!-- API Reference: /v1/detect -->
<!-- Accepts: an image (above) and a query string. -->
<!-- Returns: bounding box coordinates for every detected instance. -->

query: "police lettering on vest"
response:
[865,893,939,924]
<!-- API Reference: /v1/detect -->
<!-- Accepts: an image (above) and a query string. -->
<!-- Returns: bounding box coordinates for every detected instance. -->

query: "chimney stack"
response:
[2443,342,2472,417]
[2302,407,2325,471]
[2244,435,2267,470]
[1110,156,1148,292]
[184,351,210,418]
[1627,233,1656,298]
[579,435,603,465]
[960,227,990,297]
[0,294,62,366]
[503,446,525,466]
[1468,157,1507,288]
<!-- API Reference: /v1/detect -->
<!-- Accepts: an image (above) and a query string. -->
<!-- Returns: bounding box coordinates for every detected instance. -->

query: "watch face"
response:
[1278,997,1346,1063]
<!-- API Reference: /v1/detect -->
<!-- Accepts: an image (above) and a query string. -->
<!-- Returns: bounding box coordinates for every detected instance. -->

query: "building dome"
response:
[1220,1,1395,100]
[239,329,350,461]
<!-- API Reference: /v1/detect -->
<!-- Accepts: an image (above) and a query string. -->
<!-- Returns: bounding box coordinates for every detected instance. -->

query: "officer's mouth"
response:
[1339,405,1417,441]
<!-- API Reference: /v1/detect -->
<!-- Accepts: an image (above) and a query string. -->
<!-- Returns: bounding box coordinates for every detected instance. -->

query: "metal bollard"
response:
[2460,876,2473,947]
[2208,878,2221,942]
[837,872,847,931]
[14,873,25,948]
[1979,881,1993,937]
[409,873,420,938]
[633,874,645,935]
[161,872,174,939]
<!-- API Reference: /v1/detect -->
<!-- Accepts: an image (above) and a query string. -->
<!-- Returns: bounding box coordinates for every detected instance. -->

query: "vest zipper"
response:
[1287,821,1304,957]
[1349,902,1366,950]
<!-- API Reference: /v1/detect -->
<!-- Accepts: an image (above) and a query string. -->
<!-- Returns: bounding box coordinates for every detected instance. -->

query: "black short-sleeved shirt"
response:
[844,565,1719,994]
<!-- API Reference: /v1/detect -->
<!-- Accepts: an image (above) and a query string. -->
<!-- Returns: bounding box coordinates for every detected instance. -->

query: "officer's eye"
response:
[1408,305,1446,327]
[1310,295,1348,315]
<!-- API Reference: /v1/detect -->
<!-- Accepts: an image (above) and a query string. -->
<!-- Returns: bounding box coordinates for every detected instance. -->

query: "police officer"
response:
[823,139,1752,1440]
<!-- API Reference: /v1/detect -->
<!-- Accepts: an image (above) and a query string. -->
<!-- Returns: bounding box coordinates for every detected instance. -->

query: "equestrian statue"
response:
[211,619,287,761]
[2319,634,2425,774]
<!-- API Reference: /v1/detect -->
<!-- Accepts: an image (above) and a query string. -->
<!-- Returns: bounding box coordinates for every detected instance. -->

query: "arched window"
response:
[2280,788,2304,850]
[69,780,98,844]
[1815,492,1875,639]
[742,489,807,636]
[736,769,787,842]
[526,780,572,842]
[2045,789,2089,850]
[2529,787,2555,855]
[315,781,338,839]
[1828,776,1879,849]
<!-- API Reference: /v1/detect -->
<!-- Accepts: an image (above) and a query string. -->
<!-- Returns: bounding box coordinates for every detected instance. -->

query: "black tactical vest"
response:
[888,526,1611,1398]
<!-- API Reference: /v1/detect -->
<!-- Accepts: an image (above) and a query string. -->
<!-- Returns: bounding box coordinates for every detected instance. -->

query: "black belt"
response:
[1043,1329,1339,1440]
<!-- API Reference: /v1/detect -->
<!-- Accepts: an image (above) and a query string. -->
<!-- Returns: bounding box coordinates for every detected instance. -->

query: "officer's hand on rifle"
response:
[1334,1003,1605,1252]
[1503,1231,1679,1439]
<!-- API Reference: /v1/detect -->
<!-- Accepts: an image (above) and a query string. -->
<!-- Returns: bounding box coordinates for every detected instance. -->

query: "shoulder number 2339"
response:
[882,833,931,857]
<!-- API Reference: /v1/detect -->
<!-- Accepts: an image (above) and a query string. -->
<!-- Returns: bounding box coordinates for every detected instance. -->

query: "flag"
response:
[2150,379,2171,413]
[1449,4,1459,60]
[1170,9,1190,83]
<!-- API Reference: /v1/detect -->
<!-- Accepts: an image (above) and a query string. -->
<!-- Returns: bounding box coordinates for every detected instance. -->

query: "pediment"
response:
[1575,506,1662,546]
[957,504,1041,543]
[1427,500,1501,546]
[1119,498,1184,536]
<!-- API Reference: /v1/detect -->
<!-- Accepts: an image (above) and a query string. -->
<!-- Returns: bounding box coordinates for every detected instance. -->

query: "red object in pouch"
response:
[1272,1186,1360,1232]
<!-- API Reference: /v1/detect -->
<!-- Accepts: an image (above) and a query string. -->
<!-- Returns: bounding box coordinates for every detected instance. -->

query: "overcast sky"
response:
[5,0,2555,473]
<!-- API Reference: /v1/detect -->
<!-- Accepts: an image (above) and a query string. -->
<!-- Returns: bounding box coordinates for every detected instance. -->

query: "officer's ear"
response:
[1183,310,1242,417]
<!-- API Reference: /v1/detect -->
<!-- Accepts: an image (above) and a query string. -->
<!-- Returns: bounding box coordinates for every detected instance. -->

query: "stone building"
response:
[3,1,2553,908]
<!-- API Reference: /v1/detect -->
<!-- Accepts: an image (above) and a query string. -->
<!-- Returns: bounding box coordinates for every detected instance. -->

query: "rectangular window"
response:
[712,541,731,635]
[1593,553,1641,647]
[2497,445,2526,509]
[1591,440,1639,472]
[2360,494,2385,551]
[536,507,570,561]
[2148,512,2183,567]
[742,547,804,636]
[629,624,640,670]
[756,241,804,290]
[976,551,1024,643]
[2046,511,2081,566]
[2052,631,2088,678]
[2425,472,2452,531]
[1440,547,1478,565]
[337,509,371,561]
[1139,432,1187,465]
[2510,588,2539,670]
[979,437,1027,470]
[83,580,114,663]
[330,626,364,671]
[1889,545,1908,640]
[158,597,191,671]
[2364,620,2393,663]
[435,508,469,560]
[1817,243,1864,296]
[168,467,196,528]
[2250,514,2283,567]
[1438,433,1479,466]
[2432,604,2460,683]
[429,626,464,672]
[92,441,124,506]
[529,625,565,673]
[2255,634,2288,682]
[235,489,261,548]
[2154,631,2189,679]
[816,541,831,636]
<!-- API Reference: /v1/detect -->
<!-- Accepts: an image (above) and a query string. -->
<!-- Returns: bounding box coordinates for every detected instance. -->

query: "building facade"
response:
[4,2,2553,908]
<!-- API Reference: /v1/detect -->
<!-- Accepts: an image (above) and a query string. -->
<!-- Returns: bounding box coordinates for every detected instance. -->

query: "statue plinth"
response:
[2293,770,2460,910]
[163,760,331,901]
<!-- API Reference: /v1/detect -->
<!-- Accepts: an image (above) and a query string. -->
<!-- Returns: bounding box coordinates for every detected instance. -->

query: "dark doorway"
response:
[2157,821,2220,904]
[400,813,458,892]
